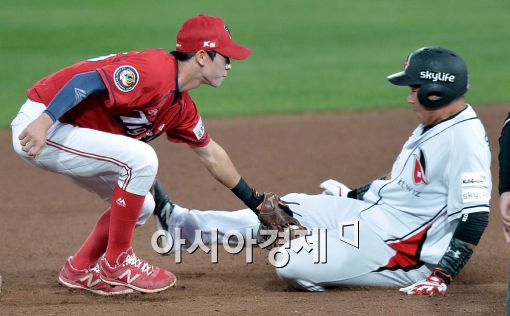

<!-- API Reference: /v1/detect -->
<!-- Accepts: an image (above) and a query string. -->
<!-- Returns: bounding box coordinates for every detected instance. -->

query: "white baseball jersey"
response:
[361,104,491,265]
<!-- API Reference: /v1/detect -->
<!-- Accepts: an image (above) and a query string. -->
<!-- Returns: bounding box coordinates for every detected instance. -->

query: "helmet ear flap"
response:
[418,84,459,108]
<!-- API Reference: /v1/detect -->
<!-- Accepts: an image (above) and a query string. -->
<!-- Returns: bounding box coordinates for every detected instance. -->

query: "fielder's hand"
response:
[18,112,54,157]
[257,192,304,231]
[399,269,451,296]
[256,193,307,249]
[319,179,352,197]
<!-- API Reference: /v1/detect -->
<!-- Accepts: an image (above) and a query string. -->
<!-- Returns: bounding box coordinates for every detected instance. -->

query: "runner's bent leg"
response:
[272,194,430,291]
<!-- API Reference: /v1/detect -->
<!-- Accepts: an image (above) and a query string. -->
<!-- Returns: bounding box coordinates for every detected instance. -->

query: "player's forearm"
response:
[193,140,263,211]
[435,211,488,283]
[36,112,55,130]
[44,71,107,122]
[205,156,241,189]
[193,140,241,188]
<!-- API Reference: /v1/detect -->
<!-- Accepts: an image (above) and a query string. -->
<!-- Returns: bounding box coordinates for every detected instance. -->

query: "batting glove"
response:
[319,179,352,197]
[399,269,451,296]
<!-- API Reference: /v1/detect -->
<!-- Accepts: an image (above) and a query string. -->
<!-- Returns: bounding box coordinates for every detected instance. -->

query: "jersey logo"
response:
[461,172,490,204]
[118,110,153,138]
[116,198,126,207]
[114,65,139,92]
[79,273,101,288]
[74,88,87,103]
[203,41,217,48]
[118,269,140,284]
[193,117,206,140]
[413,149,427,185]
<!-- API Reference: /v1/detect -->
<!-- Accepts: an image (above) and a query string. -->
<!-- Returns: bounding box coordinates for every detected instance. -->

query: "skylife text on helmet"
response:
[419,71,456,83]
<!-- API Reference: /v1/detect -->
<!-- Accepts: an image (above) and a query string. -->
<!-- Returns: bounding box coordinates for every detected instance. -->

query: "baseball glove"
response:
[257,192,304,231]
[256,192,306,248]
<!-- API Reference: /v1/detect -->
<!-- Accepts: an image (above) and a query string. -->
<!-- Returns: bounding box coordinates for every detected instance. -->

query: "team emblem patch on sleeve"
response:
[193,117,205,140]
[461,173,489,186]
[113,65,139,92]
[461,172,490,204]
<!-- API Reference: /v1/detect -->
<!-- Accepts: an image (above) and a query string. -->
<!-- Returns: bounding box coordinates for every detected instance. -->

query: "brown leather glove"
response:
[256,192,307,249]
[257,192,304,231]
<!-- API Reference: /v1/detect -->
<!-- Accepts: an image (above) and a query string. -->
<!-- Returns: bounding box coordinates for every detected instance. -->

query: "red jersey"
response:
[27,49,210,146]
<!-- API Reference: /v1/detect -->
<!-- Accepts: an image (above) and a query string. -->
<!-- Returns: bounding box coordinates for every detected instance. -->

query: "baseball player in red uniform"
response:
[151,47,491,296]
[11,14,296,295]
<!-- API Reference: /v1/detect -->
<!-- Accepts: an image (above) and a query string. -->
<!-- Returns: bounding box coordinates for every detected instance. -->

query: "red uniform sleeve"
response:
[97,50,173,108]
[166,93,211,147]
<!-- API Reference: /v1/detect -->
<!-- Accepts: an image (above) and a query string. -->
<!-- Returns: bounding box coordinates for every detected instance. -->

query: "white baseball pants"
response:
[163,193,432,291]
[11,99,157,225]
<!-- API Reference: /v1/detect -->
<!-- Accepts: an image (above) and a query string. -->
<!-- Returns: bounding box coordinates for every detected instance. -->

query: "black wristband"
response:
[347,183,371,200]
[347,175,387,200]
[231,178,263,212]
[436,238,473,280]
[432,268,452,285]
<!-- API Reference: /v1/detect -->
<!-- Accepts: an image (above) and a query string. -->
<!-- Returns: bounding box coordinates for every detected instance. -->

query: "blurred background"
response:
[1,0,509,126]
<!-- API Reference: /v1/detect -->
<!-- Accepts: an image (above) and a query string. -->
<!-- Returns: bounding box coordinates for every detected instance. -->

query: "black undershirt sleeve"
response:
[453,211,489,245]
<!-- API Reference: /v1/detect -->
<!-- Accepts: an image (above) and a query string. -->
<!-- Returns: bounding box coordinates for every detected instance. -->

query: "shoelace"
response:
[90,264,101,274]
[123,253,154,275]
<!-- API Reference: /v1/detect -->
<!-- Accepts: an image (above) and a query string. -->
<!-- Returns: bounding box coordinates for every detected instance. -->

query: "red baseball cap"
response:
[176,14,252,60]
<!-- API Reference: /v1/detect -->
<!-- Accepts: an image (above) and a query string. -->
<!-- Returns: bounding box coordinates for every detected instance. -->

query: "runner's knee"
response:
[275,263,325,292]
[274,243,326,292]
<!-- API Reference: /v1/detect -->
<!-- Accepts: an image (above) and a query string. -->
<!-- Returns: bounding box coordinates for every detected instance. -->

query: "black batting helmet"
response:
[387,46,468,108]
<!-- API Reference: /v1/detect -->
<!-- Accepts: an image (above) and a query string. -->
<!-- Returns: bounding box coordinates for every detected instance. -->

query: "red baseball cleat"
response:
[58,257,134,296]
[99,248,176,293]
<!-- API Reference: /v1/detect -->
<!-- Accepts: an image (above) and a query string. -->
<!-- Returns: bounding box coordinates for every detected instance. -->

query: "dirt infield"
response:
[1,104,509,315]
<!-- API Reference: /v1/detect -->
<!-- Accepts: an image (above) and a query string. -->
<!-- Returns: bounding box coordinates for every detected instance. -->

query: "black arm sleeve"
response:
[499,113,510,194]
[453,211,489,245]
